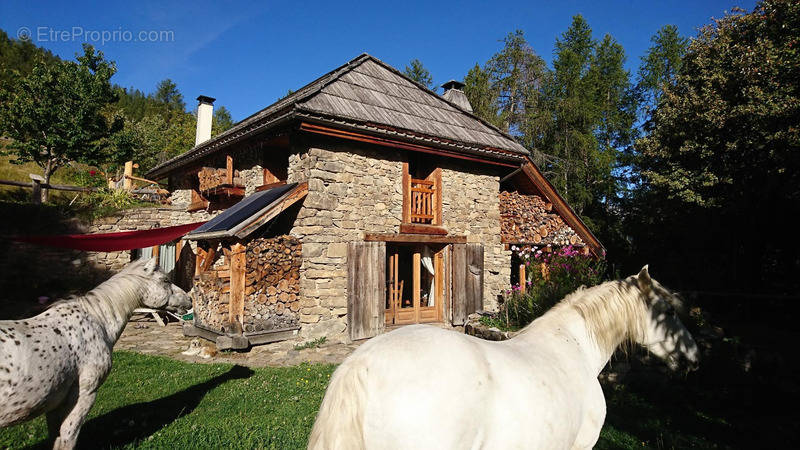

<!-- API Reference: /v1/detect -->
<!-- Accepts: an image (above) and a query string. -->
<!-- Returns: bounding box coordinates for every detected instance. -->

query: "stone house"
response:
[141,54,602,348]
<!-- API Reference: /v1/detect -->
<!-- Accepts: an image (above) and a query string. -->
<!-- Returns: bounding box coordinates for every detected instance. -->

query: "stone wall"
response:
[441,162,510,310]
[288,144,403,342]
[85,206,217,272]
[287,141,510,342]
[0,202,215,312]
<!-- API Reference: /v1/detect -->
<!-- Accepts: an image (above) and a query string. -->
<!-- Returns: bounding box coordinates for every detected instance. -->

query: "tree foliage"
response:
[636,25,689,122]
[0,29,60,86]
[538,16,636,225]
[402,59,433,89]
[0,44,119,200]
[630,0,800,292]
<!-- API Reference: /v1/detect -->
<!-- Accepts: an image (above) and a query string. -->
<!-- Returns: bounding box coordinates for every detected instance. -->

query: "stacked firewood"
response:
[499,191,583,246]
[197,167,243,191]
[190,236,302,334]
[192,270,231,332]
[242,236,302,332]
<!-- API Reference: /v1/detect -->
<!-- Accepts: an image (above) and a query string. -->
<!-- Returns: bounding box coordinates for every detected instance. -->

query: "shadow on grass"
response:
[47,365,255,449]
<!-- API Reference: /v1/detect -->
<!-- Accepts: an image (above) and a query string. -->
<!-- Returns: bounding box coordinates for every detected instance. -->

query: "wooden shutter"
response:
[347,241,386,340]
[452,243,484,325]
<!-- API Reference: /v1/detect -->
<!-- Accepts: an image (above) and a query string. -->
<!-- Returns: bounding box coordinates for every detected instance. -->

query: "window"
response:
[132,241,178,279]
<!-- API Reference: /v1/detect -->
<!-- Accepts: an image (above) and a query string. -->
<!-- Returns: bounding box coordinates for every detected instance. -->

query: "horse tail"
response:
[307,358,368,450]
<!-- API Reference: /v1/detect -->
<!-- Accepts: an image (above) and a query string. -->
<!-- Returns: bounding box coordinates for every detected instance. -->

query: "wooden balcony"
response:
[410,178,435,224]
[402,165,444,234]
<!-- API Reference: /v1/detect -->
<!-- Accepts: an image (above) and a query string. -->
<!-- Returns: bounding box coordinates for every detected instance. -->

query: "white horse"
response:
[0,258,189,450]
[308,266,699,450]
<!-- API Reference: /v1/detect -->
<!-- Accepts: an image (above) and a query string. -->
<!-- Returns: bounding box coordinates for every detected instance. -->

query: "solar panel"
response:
[188,183,297,236]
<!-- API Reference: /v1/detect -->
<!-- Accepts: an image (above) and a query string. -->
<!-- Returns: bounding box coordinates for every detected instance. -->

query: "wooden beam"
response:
[255,180,287,192]
[299,122,520,168]
[226,154,234,185]
[124,174,166,187]
[519,264,526,294]
[229,243,246,335]
[399,223,447,235]
[433,168,442,226]
[364,233,467,244]
[402,162,411,224]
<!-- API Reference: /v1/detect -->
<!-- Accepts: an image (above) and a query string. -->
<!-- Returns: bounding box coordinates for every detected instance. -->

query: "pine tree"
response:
[402,59,433,89]
[636,25,688,122]
[463,63,501,128]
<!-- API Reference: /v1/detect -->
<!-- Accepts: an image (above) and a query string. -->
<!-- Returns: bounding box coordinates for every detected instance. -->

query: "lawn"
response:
[0,352,335,449]
[0,347,783,449]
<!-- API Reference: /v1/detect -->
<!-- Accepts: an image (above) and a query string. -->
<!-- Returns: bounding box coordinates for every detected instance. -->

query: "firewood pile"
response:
[499,191,584,247]
[243,236,302,332]
[197,167,243,191]
[190,236,302,335]
[192,270,231,332]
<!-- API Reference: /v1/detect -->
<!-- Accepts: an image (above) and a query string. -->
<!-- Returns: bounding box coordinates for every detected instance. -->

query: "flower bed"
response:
[497,245,607,329]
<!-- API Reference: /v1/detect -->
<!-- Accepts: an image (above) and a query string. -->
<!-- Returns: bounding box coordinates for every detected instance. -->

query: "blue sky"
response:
[1,0,757,121]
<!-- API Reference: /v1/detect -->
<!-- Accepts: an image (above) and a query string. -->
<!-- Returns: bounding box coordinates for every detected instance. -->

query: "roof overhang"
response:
[184,182,308,241]
[505,158,605,257]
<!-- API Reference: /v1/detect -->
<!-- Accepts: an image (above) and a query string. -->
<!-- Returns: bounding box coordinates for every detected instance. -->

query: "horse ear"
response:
[143,257,158,275]
[637,265,652,290]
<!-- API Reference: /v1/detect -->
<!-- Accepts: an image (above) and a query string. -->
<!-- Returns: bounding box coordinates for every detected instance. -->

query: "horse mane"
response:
[49,259,151,327]
[535,276,649,353]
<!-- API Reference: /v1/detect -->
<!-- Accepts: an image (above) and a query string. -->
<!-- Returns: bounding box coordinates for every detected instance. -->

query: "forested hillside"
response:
[0,29,234,179]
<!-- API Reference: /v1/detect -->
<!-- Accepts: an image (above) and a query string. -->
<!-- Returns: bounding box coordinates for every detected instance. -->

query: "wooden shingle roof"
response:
[147,54,528,178]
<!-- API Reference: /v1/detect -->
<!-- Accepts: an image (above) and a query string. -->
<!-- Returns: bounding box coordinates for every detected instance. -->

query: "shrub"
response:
[73,188,149,219]
[498,245,607,329]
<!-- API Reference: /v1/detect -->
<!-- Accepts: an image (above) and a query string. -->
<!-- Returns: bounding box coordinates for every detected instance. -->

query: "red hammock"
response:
[13,222,206,252]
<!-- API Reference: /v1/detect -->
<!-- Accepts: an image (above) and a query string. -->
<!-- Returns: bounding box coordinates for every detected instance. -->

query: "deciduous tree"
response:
[0,44,119,201]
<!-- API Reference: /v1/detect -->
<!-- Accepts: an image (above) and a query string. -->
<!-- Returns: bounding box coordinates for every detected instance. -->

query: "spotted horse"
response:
[0,258,190,449]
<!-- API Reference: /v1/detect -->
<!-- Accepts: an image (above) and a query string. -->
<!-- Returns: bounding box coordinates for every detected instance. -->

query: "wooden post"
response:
[123,161,133,191]
[519,264,526,294]
[195,247,206,276]
[29,174,44,204]
[413,251,421,323]
[435,251,444,321]
[226,155,233,185]
[402,162,411,223]
[229,243,246,335]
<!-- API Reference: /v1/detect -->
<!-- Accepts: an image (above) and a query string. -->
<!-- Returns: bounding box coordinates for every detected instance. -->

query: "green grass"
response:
[0,348,784,449]
[0,352,335,449]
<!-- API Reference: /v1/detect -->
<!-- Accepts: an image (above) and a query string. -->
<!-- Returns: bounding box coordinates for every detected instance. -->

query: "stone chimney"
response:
[195,95,216,146]
[441,80,472,112]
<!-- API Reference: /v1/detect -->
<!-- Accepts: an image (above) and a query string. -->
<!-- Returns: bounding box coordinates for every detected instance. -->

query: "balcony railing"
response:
[410,178,435,224]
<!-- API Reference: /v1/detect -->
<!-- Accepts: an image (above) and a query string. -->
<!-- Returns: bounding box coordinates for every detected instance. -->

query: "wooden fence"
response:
[0,174,99,204]
[0,161,164,204]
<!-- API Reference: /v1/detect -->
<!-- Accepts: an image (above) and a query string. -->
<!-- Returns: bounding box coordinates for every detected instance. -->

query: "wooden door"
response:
[348,241,386,340]
[386,246,443,325]
[451,243,484,325]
